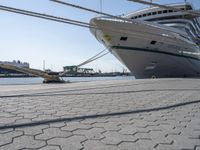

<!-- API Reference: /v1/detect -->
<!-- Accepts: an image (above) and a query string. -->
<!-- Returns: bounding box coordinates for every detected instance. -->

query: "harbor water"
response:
[0,76,135,85]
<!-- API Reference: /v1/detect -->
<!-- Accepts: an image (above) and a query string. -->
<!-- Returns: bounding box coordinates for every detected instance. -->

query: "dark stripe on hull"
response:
[112,46,200,61]
[111,46,200,78]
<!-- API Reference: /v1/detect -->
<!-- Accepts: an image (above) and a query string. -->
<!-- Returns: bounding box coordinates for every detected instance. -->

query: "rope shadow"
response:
[0,99,199,130]
[1,88,200,98]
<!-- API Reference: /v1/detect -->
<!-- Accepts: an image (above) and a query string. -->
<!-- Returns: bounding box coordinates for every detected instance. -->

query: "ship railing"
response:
[95,16,188,37]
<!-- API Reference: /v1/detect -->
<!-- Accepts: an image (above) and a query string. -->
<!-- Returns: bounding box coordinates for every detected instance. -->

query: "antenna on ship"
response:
[184,0,187,18]
[150,0,153,7]
[100,0,102,13]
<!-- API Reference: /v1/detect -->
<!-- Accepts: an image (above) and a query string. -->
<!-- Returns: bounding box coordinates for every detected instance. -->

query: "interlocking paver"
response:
[93,122,120,131]
[47,135,86,150]
[101,131,138,145]
[16,125,48,136]
[0,117,23,125]
[119,124,138,135]
[83,140,119,150]
[73,127,105,140]
[36,127,72,140]
[119,139,155,150]
[61,122,92,132]
[0,131,23,146]
[38,145,61,150]
[167,135,200,150]
[0,79,200,149]
[0,135,46,150]
[49,122,66,128]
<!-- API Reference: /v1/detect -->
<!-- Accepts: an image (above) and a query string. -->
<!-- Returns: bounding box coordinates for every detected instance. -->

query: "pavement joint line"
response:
[0,99,200,130]
[0,81,161,98]
[0,83,136,98]
[0,80,180,98]
[1,88,200,98]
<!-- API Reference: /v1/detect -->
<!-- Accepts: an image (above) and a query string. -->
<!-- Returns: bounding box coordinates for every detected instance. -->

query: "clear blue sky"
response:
[0,0,199,72]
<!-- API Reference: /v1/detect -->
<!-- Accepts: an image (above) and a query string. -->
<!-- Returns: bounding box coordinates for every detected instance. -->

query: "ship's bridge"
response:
[126,3,200,45]
[126,3,193,21]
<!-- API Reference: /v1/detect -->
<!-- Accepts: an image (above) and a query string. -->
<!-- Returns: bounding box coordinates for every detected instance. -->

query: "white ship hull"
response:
[90,17,200,78]
[112,47,200,78]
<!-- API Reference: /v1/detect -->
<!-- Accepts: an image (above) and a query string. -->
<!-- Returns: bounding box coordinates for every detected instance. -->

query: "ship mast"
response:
[150,0,153,7]
[100,0,102,13]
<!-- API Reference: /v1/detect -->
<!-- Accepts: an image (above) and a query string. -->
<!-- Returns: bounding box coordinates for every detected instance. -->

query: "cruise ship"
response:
[90,3,200,78]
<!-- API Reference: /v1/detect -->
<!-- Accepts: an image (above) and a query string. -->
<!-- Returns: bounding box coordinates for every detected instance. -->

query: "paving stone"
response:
[36,128,72,140]
[92,122,120,131]
[47,135,86,150]
[15,118,32,124]
[61,122,92,131]
[17,113,42,119]
[119,139,156,150]
[73,127,105,140]
[83,140,119,150]
[0,79,200,150]
[0,112,16,118]
[119,124,139,135]
[0,135,46,150]
[49,122,65,128]
[38,145,61,150]
[0,131,23,146]
[169,135,200,150]
[155,144,180,150]
[16,125,48,136]
[0,117,23,125]
[101,131,138,145]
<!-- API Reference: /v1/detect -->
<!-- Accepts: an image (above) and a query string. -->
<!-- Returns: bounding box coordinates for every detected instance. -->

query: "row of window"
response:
[131,7,192,19]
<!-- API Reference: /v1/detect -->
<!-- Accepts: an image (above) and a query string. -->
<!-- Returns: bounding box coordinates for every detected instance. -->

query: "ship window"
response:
[181,8,185,10]
[169,10,173,13]
[147,13,151,16]
[186,6,192,10]
[143,14,147,17]
[158,11,162,14]
[120,37,128,41]
[138,15,142,18]
[152,12,157,15]
[150,40,157,45]
[163,10,167,13]
[131,16,137,19]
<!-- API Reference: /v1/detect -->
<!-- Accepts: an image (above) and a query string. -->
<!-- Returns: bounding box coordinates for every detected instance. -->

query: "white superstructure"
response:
[90,3,200,78]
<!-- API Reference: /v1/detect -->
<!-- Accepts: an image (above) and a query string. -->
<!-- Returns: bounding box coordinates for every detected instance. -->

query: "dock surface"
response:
[0,79,200,150]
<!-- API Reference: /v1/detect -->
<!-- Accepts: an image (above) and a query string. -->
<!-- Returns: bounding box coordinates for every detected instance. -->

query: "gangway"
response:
[0,63,65,83]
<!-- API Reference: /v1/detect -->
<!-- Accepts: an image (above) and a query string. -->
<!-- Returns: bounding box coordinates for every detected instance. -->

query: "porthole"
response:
[150,41,157,45]
[120,37,128,41]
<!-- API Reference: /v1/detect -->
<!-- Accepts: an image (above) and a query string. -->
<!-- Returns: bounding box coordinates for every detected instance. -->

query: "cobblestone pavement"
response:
[0,78,200,150]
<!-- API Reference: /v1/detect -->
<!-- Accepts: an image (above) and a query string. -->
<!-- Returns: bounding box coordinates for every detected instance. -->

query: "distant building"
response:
[0,60,29,68]
[0,60,30,75]
[63,66,95,75]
